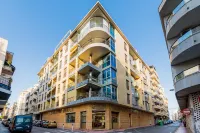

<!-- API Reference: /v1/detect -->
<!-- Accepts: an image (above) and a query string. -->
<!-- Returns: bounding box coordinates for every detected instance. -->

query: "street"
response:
[0,122,180,133]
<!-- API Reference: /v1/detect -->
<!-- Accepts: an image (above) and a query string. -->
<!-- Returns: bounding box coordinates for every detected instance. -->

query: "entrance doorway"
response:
[129,113,131,127]
[80,111,86,129]
[112,112,119,129]
[92,111,105,129]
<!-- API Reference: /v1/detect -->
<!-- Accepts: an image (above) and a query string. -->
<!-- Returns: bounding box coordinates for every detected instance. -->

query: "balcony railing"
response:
[67,92,117,106]
[0,76,11,90]
[70,21,109,48]
[170,25,200,53]
[174,64,200,83]
[166,0,192,26]
[67,82,75,92]
[77,77,101,89]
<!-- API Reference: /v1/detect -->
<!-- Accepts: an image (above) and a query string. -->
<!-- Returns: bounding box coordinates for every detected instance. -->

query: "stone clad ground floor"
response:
[41,103,154,130]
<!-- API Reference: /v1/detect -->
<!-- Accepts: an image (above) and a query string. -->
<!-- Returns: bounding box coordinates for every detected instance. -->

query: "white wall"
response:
[0,38,8,75]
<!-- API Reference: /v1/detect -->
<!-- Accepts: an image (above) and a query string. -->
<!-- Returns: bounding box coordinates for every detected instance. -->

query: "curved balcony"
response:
[70,17,110,50]
[166,0,200,39]
[78,41,111,62]
[0,76,11,101]
[66,96,117,107]
[170,26,200,65]
[159,0,182,16]
[174,65,200,99]
[69,38,112,63]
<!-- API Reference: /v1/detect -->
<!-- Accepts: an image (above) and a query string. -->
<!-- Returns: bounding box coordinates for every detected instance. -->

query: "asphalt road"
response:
[0,121,180,133]
[113,122,181,133]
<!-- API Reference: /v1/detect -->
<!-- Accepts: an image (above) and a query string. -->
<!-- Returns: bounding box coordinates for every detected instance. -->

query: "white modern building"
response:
[16,90,30,115]
[0,38,15,112]
[159,0,200,132]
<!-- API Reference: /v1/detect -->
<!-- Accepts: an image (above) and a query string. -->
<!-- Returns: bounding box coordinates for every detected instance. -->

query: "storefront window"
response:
[66,113,75,123]
[92,111,105,129]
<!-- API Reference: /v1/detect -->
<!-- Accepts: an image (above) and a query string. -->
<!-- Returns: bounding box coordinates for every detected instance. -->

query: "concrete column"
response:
[86,105,92,130]
[105,104,111,130]
[89,88,92,97]
[89,54,92,63]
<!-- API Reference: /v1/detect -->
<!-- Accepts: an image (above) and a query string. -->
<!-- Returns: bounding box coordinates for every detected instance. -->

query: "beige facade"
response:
[150,66,169,122]
[23,2,169,130]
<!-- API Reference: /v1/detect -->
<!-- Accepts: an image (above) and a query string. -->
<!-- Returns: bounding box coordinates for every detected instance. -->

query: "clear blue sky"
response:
[0,0,178,110]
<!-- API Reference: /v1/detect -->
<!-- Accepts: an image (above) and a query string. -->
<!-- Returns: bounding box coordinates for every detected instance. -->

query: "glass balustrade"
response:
[166,0,192,26]
[174,65,200,83]
[71,17,109,47]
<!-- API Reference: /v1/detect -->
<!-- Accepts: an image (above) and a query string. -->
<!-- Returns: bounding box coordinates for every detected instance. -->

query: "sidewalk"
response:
[175,124,192,133]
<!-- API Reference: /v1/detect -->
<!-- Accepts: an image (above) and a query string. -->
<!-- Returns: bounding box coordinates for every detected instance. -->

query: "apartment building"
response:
[16,90,30,115]
[24,85,39,120]
[7,102,17,118]
[150,66,169,123]
[32,2,168,130]
[159,0,200,132]
[0,38,15,111]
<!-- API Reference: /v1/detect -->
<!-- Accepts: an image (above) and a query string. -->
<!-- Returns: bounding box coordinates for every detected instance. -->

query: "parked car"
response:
[43,121,57,128]
[41,120,48,127]
[35,120,42,127]
[33,120,38,126]
[2,119,8,126]
[3,118,12,127]
[8,115,32,133]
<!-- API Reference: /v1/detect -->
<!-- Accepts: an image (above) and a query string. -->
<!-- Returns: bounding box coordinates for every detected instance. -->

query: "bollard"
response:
[71,123,74,132]
[63,123,64,130]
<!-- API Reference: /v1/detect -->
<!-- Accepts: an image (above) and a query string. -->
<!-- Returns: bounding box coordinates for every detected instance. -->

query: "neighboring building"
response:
[150,66,169,123]
[7,102,17,118]
[0,38,15,111]
[159,0,200,132]
[16,90,30,115]
[24,85,39,120]
[27,2,169,130]
[1,103,10,119]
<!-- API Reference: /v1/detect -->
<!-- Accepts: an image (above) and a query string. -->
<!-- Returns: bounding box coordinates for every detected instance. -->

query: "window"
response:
[66,113,75,123]
[103,85,117,100]
[81,112,86,123]
[127,94,130,104]
[111,54,116,68]
[103,68,117,84]
[65,45,68,52]
[124,42,127,51]
[63,68,67,77]
[56,97,59,106]
[57,84,60,93]
[103,55,110,68]
[110,24,115,38]
[60,50,62,58]
[112,86,117,100]
[59,61,62,69]
[63,81,66,91]
[65,55,68,64]
[58,72,61,81]
[126,80,129,90]
[125,54,127,63]
[62,94,65,105]
[110,39,115,52]
[102,68,111,84]
[126,67,128,76]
